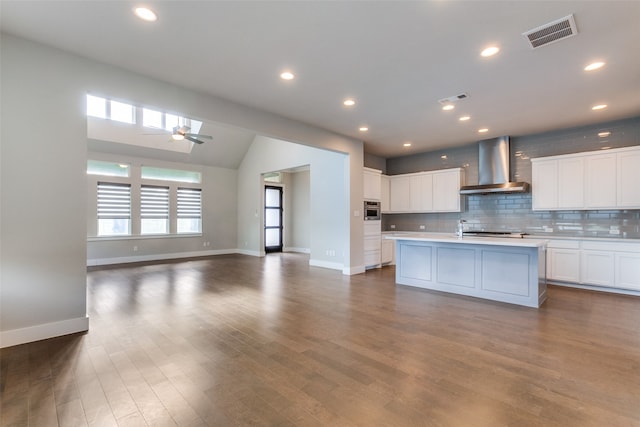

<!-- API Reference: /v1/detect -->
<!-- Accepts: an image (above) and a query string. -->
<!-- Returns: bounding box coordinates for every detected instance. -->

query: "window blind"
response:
[140,185,169,219]
[177,188,202,219]
[97,182,131,219]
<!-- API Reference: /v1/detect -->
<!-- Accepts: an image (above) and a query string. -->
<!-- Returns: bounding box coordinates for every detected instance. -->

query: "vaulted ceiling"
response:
[2,1,640,161]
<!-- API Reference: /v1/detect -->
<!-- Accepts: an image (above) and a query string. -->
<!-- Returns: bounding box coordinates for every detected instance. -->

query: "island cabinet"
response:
[387,168,464,213]
[386,234,548,308]
[531,145,640,210]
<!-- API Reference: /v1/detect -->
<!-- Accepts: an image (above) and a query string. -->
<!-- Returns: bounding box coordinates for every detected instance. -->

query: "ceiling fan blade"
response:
[184,133,213,139]
[185,135,205,144]
[173,125,191,135]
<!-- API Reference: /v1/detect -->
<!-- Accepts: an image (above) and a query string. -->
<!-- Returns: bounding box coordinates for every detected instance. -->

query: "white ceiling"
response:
[2,1,640,160]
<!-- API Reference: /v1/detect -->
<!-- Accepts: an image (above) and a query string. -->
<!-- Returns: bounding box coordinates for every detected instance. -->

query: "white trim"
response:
[548,281,640,297]
[309,259,344,271]
[344,264,366,275]
[1,316,89,349]
[235,249,262,257]
[87,249,237,266]
[283,247,310,254]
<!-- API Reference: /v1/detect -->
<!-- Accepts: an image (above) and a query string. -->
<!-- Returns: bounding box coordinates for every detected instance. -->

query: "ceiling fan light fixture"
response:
[171,134,185,141]
[134,7,157,22]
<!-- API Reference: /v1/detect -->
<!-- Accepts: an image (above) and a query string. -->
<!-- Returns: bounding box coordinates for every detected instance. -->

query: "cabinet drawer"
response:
[364,250,381,267]
[364,236,381,251]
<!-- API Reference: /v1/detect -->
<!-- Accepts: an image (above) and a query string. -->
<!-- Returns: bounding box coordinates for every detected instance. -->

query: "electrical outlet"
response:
[133,246,138,251]
[419,225,426,230]
[390,224,396,229]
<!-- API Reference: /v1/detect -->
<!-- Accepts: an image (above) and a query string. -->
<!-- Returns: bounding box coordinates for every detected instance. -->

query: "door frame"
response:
[264,185,283,253]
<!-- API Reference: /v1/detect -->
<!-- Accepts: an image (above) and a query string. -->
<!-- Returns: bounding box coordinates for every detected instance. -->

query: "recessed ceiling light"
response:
[584,62,605,71]
[440,155,447,160]
[481,46,500,57]
[478,128,489,133]
[134,7,157,22]
[359,126,369,132]
[459,115,470,121]
[442,104,455,111]
[403,142,412,147]
[343,98,356,107]
[118,164,129,168]
[592,104,607,110]
[601,146,611,150]
[280,71,295,80]
[598,131,611,137]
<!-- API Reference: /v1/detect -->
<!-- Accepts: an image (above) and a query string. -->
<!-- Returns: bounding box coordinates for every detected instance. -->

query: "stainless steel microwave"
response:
[364,200,381,221]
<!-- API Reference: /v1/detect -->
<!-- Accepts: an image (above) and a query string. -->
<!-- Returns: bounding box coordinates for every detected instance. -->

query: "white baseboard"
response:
[549,281,640,297]
[344,265,366,275]
[1,316,89,349]
[309,259,344,271]
[283,247,311,254]
[235,249,262,257]
[87,249,238,266]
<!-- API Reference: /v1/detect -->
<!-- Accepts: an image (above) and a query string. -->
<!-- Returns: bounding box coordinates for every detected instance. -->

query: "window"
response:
[87,160,130,177]
[110,100,135,124]
[86,95,135,123]
[177,188,202,233]
[140,185,170,234]
[142,108,163,129]
[86,95,107,118]
[97,182,131,236]
[141,166,201,184]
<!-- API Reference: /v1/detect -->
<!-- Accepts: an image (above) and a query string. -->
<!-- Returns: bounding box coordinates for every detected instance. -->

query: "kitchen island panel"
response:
[481,250,531,296]
[390,235,547,308]
[398,243,432,282]
[436,247,476,288]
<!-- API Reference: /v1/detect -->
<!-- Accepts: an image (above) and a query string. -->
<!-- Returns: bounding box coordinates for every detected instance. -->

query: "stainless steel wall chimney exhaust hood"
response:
[459,136,530,195]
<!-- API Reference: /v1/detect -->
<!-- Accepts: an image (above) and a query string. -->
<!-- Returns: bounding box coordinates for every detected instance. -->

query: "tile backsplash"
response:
[380,116,640,238]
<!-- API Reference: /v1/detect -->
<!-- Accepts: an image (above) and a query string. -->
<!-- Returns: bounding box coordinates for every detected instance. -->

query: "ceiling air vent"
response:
[523,14,578,49]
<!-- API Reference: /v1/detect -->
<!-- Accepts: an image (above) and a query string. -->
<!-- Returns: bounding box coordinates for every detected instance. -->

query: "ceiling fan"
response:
[170,126,212,145]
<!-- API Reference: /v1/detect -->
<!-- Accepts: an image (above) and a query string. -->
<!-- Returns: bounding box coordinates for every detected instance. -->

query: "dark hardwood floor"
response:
[1,253,639,426]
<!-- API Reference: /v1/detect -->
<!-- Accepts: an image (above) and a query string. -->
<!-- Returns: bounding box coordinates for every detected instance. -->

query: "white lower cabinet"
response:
[615,252,640,290]
[581,251,615,287]
[381,238,394,265]
[549,248,581,282]
[364,221,381,269]
[545,238,640,292]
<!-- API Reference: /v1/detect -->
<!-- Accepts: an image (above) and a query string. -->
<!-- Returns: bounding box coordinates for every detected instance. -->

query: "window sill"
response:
[88,233,202,242]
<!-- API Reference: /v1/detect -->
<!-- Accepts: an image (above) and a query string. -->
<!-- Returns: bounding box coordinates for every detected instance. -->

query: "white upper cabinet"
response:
[617,149,640,207]
[558,157,585,209]
[363,167,382,201]
[532,146,640,210]
[390,175,411,212]
[381,175,390,213]
[585,153,616,209]
[387,168,463,213]
[410,173,433,212]
[531,159,558,210]
[433,169,464,212]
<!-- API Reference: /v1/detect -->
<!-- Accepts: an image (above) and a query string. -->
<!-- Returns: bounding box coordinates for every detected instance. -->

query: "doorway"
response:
[264,185,283,253]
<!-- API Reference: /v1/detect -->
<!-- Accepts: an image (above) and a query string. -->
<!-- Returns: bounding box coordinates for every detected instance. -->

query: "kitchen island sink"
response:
[386,233,548,308]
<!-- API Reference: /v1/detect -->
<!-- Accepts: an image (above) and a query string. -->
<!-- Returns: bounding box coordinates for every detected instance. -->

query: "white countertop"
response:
[382,230,640,243]
[385,232,548,248]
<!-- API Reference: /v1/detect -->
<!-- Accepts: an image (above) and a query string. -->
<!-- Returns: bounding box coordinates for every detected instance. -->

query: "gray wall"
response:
[1,34,89,345]
[238,136,348,270]
[384,116,640,238]
[86,152,238,264]
[290,170,311,250]
[0,34,365,347]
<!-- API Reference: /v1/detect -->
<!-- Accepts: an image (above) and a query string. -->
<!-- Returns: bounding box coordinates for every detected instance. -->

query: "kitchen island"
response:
[386,233,548,308]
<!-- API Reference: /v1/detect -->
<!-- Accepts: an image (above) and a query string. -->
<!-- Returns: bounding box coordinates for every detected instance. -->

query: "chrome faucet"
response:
[457,219,466,238]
